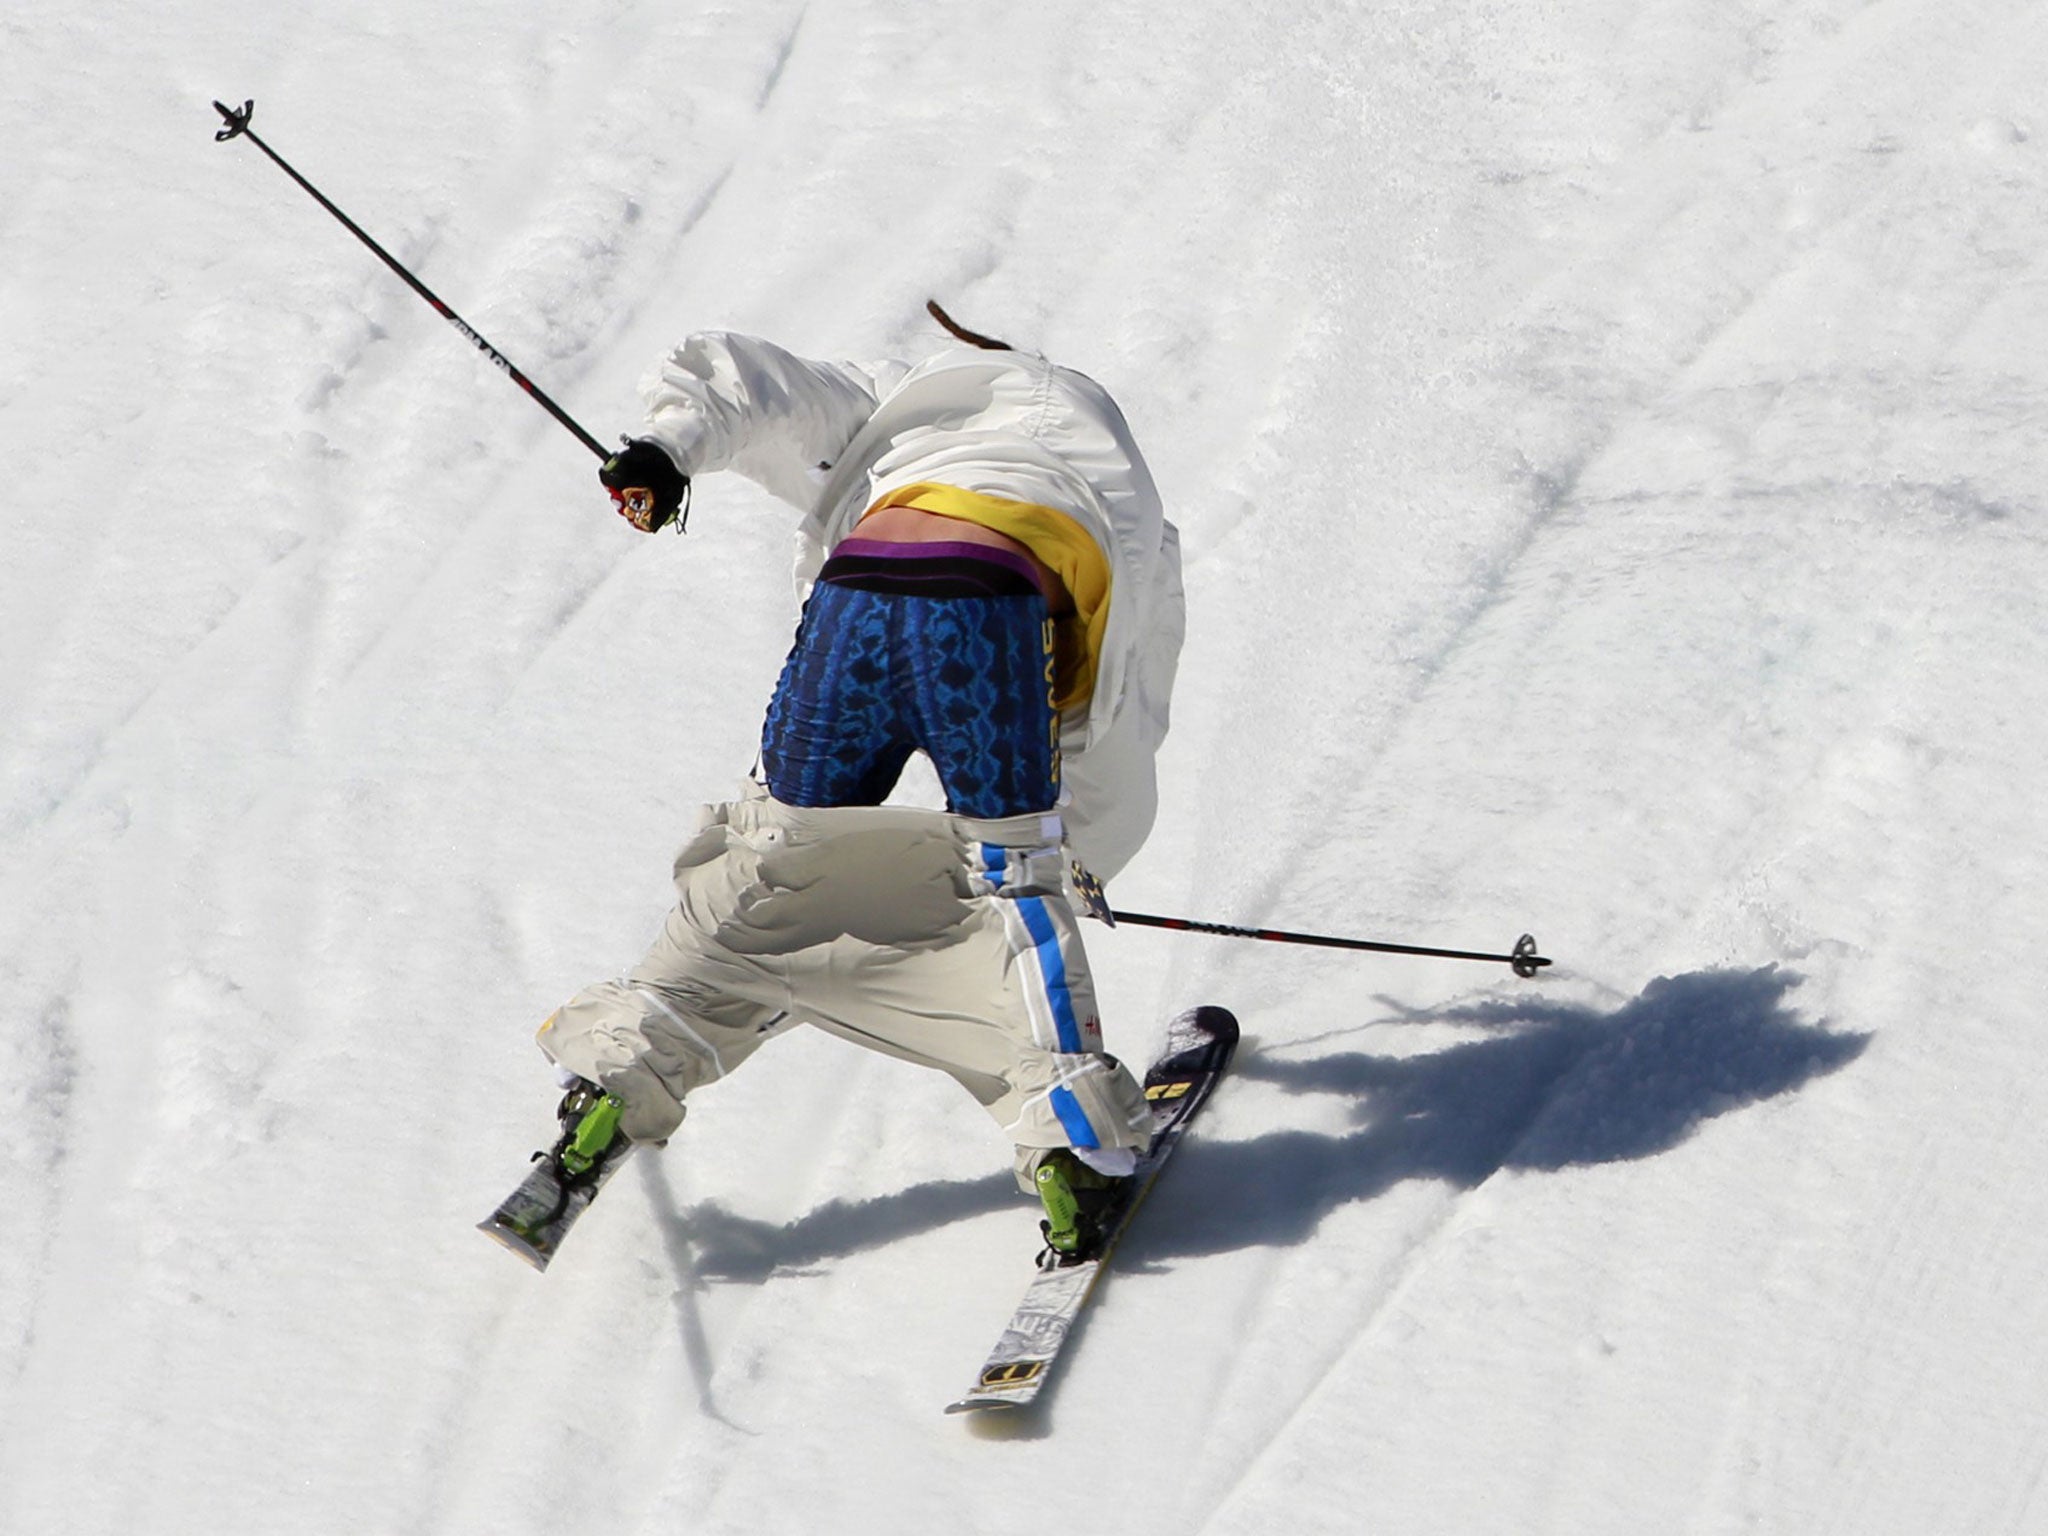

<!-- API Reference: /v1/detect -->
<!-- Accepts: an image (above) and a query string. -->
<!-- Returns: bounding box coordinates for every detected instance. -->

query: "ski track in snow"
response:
[7,1,2048,1533]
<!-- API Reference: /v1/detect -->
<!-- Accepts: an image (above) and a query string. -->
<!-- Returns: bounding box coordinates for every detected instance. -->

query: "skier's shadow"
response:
[666,964,1865,1277]
[1150,963,1866,1260]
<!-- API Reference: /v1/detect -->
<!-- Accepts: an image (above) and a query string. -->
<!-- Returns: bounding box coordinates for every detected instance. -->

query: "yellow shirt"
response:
[860,482,1110,715]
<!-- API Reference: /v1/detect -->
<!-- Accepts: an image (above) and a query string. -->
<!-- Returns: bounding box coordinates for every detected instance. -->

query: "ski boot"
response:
[480,1079,635,1262]
[544,1077,630,1185]
[1033,1149,1128,1267]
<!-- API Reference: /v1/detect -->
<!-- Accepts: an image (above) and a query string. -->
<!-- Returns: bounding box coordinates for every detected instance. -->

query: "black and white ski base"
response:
[946,1004,1238,1414]
[478,1146,635,1271]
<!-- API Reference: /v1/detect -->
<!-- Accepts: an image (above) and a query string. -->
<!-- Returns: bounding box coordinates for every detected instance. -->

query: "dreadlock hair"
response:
[925,299,1014,352]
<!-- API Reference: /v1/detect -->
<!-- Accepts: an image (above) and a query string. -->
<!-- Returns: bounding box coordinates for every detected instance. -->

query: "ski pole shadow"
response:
[638,1155,760,1435]
[1139,964,1868,1261]
[669,1168,1021,1282]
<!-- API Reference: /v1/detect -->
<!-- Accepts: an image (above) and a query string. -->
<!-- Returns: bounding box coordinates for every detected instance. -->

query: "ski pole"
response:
[212,98,608,461]
[1108,910,1552,977]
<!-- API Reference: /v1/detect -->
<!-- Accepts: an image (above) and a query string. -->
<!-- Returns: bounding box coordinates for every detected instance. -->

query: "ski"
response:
[478,1143,635,1271]
[946,1004,1238,1414]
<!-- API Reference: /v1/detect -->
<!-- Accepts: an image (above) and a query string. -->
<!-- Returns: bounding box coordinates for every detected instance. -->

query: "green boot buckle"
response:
[554,1085,626,1180]
[1035,1155,1099,1258]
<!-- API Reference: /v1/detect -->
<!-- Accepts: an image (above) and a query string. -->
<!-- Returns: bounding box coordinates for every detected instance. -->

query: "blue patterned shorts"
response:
[759,546,1062,818]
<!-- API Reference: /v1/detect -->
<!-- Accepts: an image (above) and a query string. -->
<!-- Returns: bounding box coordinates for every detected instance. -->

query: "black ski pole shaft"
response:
[1109,910,1552,978]
[212,98,608,461]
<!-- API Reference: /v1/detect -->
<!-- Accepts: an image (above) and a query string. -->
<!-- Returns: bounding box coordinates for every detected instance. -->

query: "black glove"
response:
[598,438,690,533]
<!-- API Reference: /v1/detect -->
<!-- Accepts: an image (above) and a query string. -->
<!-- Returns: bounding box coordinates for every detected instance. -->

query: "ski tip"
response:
[946,1395,1040,1422]
[1164,1005,1238,1059]
[477,1217,553,1272]
[1187,1005,1239,1044]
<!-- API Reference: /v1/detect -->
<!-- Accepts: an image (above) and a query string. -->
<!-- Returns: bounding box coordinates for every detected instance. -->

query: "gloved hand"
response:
[598,439,690,533]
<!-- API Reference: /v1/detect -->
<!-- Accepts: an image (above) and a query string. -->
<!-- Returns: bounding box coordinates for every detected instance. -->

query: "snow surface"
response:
[4,2,2046,1532]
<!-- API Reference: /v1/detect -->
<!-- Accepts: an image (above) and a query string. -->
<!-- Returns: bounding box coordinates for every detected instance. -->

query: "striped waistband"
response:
[819,538,1048,600]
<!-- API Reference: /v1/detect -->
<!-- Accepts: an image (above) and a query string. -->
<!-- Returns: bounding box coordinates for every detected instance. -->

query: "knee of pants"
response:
[536,980,769,1144]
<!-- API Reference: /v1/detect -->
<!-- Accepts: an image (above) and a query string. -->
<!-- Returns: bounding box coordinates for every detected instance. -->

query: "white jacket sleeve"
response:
[1062,521,1186,881]
[636,333,908,512]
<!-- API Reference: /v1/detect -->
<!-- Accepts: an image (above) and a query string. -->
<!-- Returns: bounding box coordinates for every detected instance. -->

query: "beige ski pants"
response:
[535,790,1152,1190]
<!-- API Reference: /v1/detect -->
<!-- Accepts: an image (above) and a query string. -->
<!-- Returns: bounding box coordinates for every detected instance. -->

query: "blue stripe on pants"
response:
[1049,1085,1102,1150]
[1016,895,1083,1054]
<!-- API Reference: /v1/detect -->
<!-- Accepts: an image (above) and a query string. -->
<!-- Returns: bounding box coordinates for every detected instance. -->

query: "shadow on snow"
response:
[663,964,1865,1279]
[1151,963,1866,1261]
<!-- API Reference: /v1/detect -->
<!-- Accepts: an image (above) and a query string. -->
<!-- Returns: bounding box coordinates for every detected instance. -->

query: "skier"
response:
[529,317,1185,1260]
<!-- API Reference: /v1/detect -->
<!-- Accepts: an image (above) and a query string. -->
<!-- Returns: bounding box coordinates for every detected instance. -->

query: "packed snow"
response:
[4,2,2046,1532]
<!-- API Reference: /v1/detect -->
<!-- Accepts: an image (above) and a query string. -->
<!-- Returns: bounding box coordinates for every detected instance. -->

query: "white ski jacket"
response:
[636,331,1185,881]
